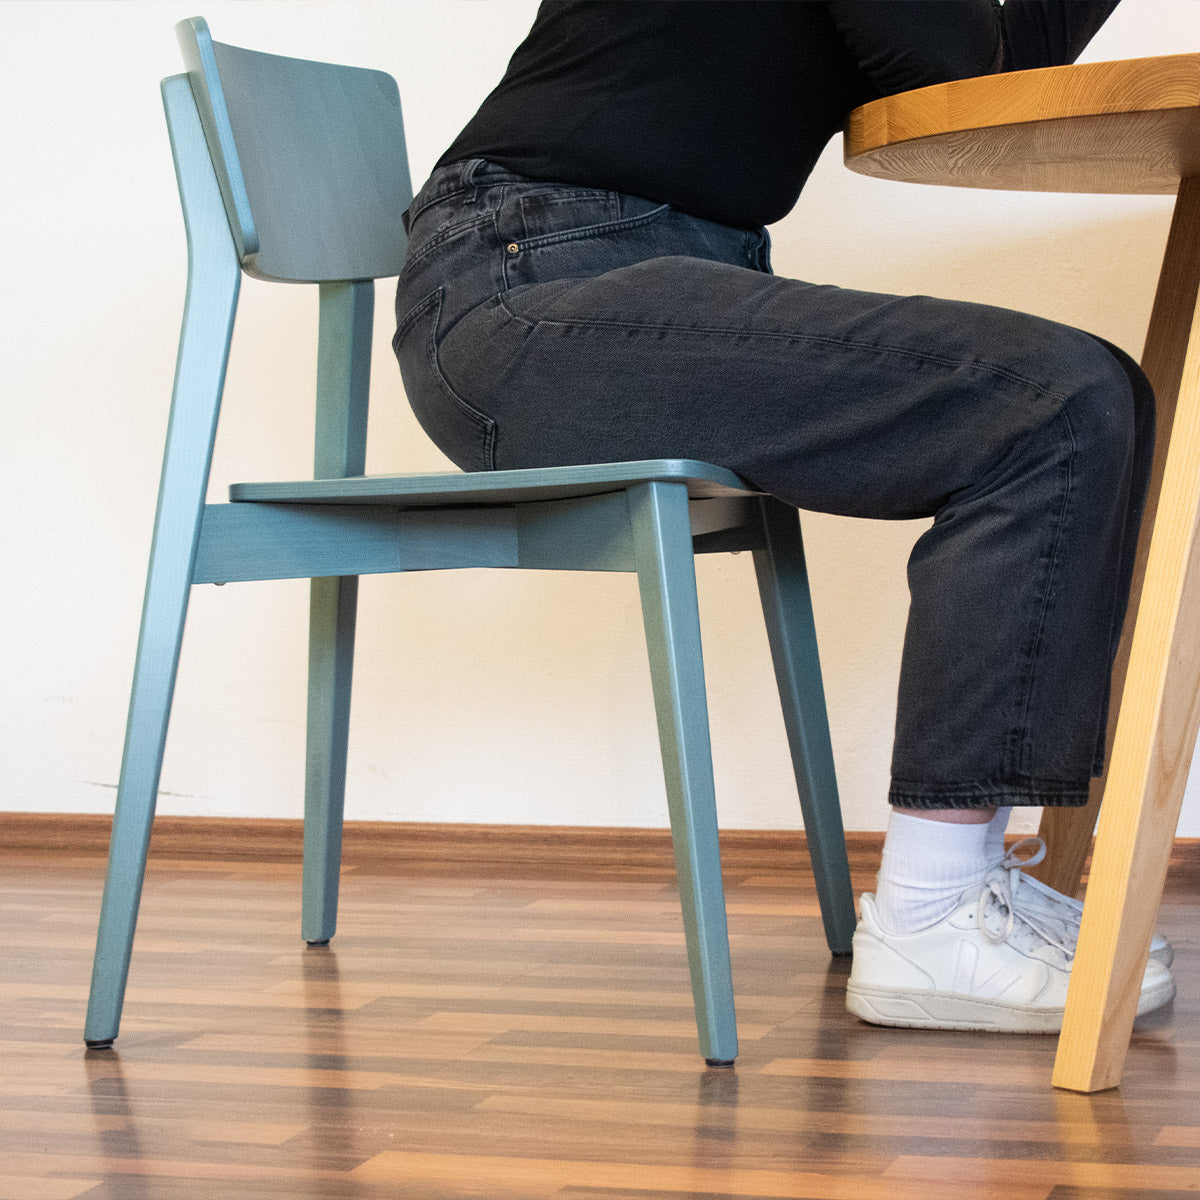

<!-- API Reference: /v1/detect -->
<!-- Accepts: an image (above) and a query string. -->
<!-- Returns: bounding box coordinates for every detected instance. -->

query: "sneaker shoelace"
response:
[999,835,1050,874]
[997,836,1083,938]
[995,837,1172,970]
[977,862,1076,966]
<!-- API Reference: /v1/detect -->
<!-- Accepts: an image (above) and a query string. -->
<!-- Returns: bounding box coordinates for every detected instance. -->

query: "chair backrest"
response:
[176,15,413,283]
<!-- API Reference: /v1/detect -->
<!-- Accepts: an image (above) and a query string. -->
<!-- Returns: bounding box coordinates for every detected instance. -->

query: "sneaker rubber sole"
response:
[846,967,1176,1034]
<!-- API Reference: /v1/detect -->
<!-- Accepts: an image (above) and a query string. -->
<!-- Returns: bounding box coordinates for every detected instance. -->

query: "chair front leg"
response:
[752,498,855,954]
[629,480,737,1065]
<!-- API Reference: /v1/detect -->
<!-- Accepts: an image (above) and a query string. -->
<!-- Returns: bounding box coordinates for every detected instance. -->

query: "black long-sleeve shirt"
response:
[438,0,1119,228]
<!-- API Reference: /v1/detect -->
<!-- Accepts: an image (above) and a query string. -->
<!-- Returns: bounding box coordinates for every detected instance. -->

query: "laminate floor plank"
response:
[2,820,1198,1199]
[0,1177,102,1200]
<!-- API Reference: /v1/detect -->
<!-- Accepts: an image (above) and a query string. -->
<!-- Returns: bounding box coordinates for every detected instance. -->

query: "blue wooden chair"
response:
[84,17,854,1065]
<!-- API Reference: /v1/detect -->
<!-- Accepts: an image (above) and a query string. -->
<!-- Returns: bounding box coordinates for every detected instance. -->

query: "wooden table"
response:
[844,53,1200,1092]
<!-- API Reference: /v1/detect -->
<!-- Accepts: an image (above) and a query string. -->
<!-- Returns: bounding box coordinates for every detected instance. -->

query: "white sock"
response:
[873,809,994,934]
[984,806,1011,863]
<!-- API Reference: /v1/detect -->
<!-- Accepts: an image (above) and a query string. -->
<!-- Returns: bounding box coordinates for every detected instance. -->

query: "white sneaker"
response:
[999,838,1173,968]
[846,865,1176,1033]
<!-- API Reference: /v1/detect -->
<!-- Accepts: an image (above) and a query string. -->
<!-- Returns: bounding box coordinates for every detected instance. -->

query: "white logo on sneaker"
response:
[953,936,1026,998]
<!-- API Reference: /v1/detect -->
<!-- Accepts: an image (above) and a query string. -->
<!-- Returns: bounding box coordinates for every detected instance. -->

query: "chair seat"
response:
[230,459,759,507]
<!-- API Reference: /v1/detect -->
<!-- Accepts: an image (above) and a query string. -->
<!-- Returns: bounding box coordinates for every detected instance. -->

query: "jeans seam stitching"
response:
[495,292,538,330]
[889,783,1089,807]
[1012,405,1077,777]
[406,184,475,228]
[511,316,1072,399]
[402,212,497,278]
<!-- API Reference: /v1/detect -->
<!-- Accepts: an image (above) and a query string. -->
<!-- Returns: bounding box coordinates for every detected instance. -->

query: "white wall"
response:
[4,0,1200,835]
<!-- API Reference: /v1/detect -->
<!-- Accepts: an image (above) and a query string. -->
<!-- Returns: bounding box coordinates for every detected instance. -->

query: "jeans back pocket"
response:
[392,288,497,472]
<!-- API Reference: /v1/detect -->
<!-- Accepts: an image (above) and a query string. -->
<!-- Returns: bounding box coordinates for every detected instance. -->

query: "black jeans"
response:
[394,159,1155,810]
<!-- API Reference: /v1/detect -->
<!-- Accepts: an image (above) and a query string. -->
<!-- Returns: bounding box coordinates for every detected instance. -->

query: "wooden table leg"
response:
[1053,180,1200,1091]
[1034,177,1200,897]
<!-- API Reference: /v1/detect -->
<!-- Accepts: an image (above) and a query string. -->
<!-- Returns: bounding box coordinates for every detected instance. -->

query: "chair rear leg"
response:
[752,498,856,954]
[85,571,198,1046]
[629,481,737,1065]
[301,574,358,943]
[301,281,372,943]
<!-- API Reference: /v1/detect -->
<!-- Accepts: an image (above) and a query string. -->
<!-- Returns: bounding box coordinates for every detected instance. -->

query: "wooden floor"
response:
[3,816,1199,1200]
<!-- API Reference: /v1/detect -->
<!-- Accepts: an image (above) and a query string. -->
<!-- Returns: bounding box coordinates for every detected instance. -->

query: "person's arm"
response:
[825,0,1120,97]
[1000,0,1120,72]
